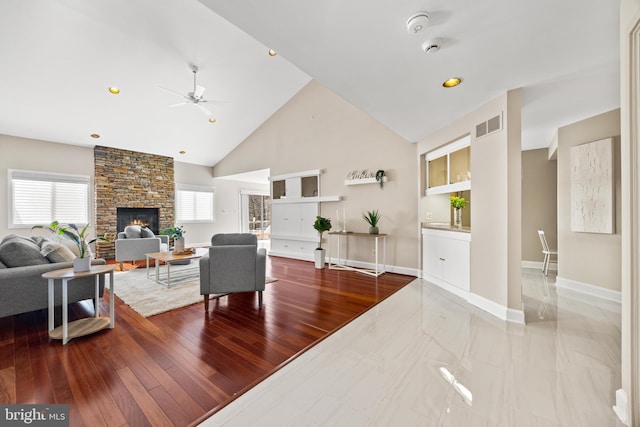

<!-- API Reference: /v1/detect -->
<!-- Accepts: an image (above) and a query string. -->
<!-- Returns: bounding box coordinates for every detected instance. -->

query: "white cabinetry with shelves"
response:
[425,135,471,195]
[422,228,470,299]
[269,170,340,260]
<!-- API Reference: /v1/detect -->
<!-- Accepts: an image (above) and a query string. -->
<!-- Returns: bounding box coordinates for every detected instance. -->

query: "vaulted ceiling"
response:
[0,0,620,166]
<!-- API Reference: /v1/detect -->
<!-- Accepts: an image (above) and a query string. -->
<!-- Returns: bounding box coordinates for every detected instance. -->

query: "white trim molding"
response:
[556,276,622,303]
[521,260,557,271]
[467,292,525,324]
[614,388,628,426]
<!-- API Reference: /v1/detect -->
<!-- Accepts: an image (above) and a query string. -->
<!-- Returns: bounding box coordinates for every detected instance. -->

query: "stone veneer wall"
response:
[94,146,175,259]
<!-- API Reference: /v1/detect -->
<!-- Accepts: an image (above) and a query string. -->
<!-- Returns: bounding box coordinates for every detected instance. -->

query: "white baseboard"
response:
[269,253,419,277]
[521,260,557,271]
[467,293,526,324]
[423,273,525,324]
[613,388,629,425]
[422,273,469,301]
[556,276,622,303]
[332,258,418,276]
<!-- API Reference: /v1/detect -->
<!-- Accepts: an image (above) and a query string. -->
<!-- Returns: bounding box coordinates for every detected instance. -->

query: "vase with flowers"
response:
[450,196,468,228]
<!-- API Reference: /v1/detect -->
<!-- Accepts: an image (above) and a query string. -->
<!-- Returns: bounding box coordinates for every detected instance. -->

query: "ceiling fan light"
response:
[443,77,462,88]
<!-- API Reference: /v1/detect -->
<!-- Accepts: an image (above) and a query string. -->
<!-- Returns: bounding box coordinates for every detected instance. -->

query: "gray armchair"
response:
[115,225,169,270]
[199,233,267,311]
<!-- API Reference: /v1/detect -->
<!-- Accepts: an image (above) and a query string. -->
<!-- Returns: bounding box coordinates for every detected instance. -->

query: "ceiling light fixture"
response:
[179,150,186,155]
[442,77,462,88]
[108,87,120,94]
[209,118,216,123]
[90,133,100,139]
[268,49,277,56]
[406,12,430,34]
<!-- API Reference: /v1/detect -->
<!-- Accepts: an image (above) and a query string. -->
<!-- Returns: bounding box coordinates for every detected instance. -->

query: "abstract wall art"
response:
[570,137,614,234]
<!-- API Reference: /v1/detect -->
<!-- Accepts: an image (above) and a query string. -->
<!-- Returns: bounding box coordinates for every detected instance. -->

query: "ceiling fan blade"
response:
[196,103,212,116]
[194,85,206,99]
[168,102,190,108]
[198,99,230,106]
[158,86,189,100]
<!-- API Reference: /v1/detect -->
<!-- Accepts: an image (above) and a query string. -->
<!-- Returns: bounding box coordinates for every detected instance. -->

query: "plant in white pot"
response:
[313,216,332,269]
[161,226,186,253]
[32,221,107,272]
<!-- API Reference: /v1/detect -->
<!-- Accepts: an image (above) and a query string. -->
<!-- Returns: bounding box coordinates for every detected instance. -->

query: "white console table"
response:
[327,231,387,277]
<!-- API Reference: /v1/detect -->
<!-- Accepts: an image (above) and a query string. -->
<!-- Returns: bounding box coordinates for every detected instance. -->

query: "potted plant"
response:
[450,196,468,228]
[313,216,332,269]
[362,210,381,234]
[161,226,186,253]
[32,221,107,272]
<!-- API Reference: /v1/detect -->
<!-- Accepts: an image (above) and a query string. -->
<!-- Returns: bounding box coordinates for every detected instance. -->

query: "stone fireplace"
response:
[94,146,175,259]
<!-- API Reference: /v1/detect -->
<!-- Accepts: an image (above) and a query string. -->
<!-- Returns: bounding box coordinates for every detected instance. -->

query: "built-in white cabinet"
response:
[425,135,471,195]
[270,170,340,261]
[422,228,470,298]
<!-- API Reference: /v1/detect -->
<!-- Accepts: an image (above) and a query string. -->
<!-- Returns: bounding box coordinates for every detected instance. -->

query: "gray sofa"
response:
[0,234,105,318]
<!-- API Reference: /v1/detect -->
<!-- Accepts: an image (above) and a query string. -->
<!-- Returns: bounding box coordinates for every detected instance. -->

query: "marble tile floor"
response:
[200,269,624,426]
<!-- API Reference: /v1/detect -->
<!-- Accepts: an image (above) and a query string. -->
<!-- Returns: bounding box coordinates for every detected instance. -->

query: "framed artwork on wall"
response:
[570,137,614,234]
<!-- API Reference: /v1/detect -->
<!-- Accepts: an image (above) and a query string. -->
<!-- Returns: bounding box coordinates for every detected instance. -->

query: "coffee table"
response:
[42,264,116,345]
[145,248,208,288]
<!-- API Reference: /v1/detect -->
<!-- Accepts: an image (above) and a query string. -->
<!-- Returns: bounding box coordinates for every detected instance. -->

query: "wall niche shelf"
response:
[344,177,388,186]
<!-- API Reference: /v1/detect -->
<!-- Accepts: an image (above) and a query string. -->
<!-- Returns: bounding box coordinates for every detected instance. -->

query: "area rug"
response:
[107,265,276,318]
[107,265,202,317]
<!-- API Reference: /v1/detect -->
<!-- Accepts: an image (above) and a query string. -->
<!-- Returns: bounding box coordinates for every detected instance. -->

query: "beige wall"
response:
[522,149,557,262]
[0,134,97,239]
[417,90,522,313]
[213,80,419,271]
[557,109,621,291]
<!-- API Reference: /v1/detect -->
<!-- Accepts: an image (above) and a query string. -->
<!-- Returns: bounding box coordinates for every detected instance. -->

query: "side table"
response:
[327,231,387,277]
[42,265,116,345]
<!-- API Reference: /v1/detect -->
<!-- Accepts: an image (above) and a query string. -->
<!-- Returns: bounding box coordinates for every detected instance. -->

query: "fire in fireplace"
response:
[117,208,159,235]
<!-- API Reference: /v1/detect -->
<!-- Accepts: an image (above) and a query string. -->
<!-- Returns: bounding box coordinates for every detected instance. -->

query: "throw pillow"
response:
[44,234,81,257]
[41,241,76,263]
[124,225,142,239]
[140,227,155,238]
[0,236,49,267]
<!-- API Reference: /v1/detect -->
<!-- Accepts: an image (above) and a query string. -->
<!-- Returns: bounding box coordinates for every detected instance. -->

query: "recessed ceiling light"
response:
[108,87,120,94]
[209,118,216,123]
[179,150,186,155]
[90,133,100,139]
[442,78,462,88]
[268,49,277,56]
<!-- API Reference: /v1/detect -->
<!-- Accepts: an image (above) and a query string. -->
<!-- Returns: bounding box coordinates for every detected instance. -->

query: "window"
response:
[9,169,90,228]
[176,184,215,222]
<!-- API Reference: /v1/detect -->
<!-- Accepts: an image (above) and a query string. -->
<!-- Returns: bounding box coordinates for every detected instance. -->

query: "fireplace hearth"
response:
[117,208,159,235]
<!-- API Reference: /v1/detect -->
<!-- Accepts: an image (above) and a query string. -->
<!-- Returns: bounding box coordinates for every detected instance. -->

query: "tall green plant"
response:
[313,216,332,249]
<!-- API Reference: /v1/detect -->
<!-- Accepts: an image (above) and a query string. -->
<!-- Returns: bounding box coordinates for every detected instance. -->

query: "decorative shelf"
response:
[271,196,341,204]
[344,177,388,186]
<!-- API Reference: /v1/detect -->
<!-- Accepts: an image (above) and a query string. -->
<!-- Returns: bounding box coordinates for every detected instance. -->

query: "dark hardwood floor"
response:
[0,256,414,426]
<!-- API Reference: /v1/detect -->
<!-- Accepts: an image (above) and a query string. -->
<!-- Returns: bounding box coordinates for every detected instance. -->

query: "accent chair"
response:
[199,233,267,311]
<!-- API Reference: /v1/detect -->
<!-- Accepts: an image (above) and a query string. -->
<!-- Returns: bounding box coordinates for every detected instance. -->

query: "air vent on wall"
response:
[475,113,503,139]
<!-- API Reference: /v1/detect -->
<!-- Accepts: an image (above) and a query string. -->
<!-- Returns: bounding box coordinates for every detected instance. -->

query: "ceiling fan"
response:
[159,65,227,117]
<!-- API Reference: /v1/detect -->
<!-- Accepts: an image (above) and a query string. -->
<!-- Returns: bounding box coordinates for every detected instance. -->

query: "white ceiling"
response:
[0,0,620,168]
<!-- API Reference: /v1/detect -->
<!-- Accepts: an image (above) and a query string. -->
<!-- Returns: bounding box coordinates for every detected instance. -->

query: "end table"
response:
[42,264,116,345]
